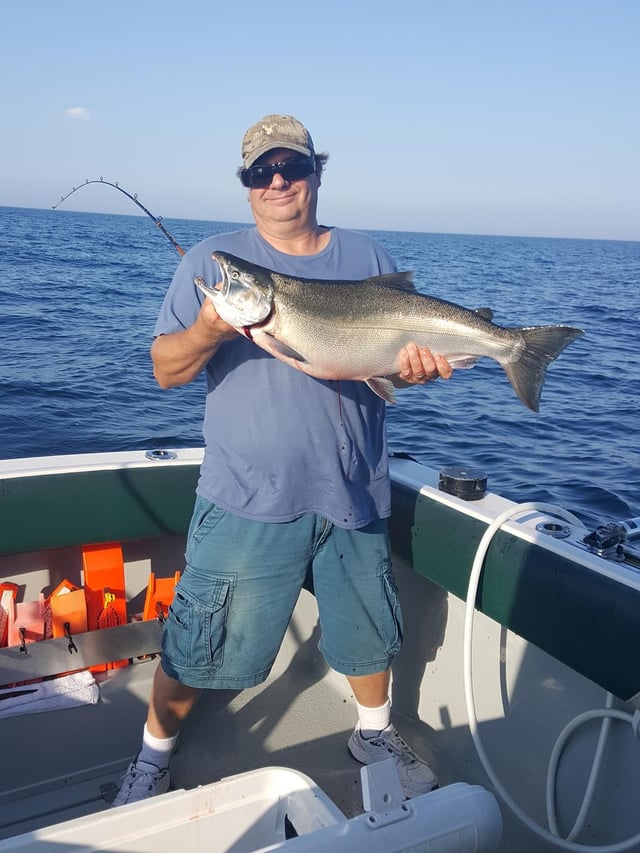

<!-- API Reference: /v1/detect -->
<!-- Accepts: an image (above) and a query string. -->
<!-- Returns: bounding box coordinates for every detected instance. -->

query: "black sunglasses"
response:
[240,155,316,189]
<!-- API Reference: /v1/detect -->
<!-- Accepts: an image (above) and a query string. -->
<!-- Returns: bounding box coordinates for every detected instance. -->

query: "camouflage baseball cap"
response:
[241,114,315,168]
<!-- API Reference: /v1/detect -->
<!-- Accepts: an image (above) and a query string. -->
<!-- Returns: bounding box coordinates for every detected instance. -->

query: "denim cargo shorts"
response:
[160,495,403,689]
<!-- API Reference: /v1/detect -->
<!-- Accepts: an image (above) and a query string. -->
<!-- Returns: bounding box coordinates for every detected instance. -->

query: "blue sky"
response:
[1,1,638,241]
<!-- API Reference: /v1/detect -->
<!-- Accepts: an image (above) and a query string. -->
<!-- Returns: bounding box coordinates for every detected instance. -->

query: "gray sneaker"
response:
[112,758,171,807]
[348,723,438,798]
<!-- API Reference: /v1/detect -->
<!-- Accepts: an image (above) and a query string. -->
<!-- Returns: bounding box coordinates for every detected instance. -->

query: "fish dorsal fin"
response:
[475,307,494,321]
[373,272,418,294]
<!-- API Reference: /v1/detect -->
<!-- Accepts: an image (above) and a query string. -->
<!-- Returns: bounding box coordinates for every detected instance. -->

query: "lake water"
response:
[1,205,638,529]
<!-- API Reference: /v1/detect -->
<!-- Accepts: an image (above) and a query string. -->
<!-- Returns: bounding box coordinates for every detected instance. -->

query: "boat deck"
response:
[3,507,639,851]
[0,588,441,843]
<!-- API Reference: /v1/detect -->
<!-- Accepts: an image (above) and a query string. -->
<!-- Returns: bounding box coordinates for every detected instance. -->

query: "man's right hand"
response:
[197,295,238,340]
[151,291,240,390]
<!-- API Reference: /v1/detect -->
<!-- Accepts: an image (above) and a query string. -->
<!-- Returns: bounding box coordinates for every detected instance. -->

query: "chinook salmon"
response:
[195,252,584,412]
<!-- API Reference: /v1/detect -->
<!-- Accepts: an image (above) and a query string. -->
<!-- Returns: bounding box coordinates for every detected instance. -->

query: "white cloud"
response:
[65,107,92,121]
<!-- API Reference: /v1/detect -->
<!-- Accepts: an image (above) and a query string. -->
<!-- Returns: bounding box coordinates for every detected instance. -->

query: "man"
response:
[114,114,452,807]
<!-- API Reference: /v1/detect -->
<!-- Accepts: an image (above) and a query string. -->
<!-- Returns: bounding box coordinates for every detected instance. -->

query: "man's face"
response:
[247,148,320,228]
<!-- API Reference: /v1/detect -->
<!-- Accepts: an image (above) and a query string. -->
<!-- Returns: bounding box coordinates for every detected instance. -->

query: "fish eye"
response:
[231,271,239,280]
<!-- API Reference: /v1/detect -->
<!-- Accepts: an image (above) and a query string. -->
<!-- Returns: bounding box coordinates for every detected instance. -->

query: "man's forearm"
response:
[151,309,235,389]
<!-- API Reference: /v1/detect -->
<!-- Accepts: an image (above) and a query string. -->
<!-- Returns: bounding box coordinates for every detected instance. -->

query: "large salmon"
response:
[195,251,583,412]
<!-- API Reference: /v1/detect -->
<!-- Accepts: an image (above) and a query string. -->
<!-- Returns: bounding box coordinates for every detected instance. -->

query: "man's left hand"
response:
[395,343,453,385]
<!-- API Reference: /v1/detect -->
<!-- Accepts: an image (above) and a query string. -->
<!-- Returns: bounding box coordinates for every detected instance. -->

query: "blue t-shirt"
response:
[154,226,397,528]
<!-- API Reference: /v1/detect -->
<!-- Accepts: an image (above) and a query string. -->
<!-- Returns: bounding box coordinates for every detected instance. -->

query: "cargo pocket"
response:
[164,572,233,671]
[378,560,403,656]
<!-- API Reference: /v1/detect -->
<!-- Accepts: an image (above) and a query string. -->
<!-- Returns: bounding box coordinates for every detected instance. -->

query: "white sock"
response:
[137,723,178,770]
[356,699,391,738]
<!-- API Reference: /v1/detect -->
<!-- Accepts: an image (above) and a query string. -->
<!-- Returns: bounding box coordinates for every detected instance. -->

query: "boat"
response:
[1,447,639,852]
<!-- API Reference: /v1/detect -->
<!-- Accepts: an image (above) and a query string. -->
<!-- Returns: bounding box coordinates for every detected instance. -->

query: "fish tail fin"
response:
[503,326,584,412]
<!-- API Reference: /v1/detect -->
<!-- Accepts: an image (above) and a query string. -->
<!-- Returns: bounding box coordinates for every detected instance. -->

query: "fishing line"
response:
[52,178,185,256]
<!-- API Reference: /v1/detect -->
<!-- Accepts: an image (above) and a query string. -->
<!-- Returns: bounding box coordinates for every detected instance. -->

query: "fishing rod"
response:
[52,178,185,256]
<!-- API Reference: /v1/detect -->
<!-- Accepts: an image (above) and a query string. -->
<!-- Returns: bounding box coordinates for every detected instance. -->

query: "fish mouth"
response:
[210,251,273,326]
[212,252,239,299]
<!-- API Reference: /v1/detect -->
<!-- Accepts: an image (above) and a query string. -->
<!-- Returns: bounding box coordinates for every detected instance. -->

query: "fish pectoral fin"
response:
[267,338,308,363]
[366,377,397,404]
